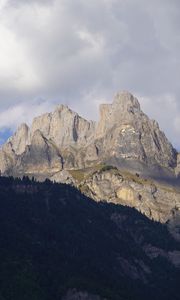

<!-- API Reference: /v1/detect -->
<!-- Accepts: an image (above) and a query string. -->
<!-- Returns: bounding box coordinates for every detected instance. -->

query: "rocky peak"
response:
[94,92,177,173]
[113,91,141,112]
[55,104,74,113]
[31,113,51,138]
[96,92,142,138]
[30,104,96,149]
[8,123,30,155]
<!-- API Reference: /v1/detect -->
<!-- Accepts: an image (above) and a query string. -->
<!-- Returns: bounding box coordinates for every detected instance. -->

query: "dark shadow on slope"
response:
[106,156,180,187]
[0,176,179,300]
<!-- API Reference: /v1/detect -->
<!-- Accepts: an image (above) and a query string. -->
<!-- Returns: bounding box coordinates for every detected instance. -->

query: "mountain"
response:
[0,91,179,230]
[0,176,180,300]
[0,91,178,179]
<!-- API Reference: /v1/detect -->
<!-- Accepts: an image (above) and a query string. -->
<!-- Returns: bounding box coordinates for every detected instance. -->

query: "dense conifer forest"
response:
[0,176,179,300]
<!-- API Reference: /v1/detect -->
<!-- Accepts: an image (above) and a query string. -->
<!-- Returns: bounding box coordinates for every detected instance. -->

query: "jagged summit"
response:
[113,91,141,111]
[55,103,71,111]
[0,91,178,179]
[7,122,30,155]
[96,92,143,137]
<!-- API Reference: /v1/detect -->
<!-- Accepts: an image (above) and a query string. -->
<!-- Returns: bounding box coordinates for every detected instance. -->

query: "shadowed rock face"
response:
[0,91,179,229]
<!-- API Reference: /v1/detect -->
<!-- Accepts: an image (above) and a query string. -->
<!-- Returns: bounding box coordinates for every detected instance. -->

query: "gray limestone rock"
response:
[9,123,30,155]
[31,105,96,148]
[79,168,180,224]
[0,91,179,231]
[0,91,177,177]
[94,91,177,173]
[176,153,180,176]
[12,129,63,179]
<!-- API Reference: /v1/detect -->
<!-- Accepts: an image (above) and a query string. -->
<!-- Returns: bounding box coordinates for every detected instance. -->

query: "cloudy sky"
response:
[0,0,180,148]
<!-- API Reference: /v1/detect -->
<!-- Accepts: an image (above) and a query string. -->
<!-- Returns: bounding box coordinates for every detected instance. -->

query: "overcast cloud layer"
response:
[0,0,180,148]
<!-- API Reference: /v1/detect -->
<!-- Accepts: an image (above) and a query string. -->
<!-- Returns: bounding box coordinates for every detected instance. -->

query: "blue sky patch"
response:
[0,128,13,146]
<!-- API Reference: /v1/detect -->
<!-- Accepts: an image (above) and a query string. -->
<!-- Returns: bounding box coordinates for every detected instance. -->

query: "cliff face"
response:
[0,104,96,176]
[93,92,177,179]
[0,91,179,229]
[0,91,177,178]
[176,153,180,176]
[76,166,180,230]
[31,105,96,148]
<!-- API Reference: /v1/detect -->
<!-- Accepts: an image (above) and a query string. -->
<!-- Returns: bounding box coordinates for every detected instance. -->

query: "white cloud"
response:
[174,117,180,134]
[0,100,55,131]
[0,2,42,91]
[138,93,180,148]
[0,0,179,149]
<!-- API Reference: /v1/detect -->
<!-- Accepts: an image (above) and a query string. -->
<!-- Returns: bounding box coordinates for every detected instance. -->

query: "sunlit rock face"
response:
[0,91,179,231]
[96,91,141,137]
[78,167,180,224]
[31,105,96,148]
[175,153,180,176]
[0,91,177,178]
[95,91,177,173]
[8,123,30,155]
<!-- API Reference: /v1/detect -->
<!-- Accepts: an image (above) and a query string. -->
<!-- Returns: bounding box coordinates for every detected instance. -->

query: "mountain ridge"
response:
[0,91,178,178]
[0,91,179,231]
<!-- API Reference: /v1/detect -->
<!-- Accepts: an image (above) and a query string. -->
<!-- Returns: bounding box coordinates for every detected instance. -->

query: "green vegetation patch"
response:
[69,169,85,183]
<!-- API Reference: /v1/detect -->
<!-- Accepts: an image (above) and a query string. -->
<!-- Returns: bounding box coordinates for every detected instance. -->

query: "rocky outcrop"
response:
[78,167,180,224]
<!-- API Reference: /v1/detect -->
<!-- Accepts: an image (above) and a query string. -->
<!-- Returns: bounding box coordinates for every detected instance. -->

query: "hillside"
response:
[0,176,179,300]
